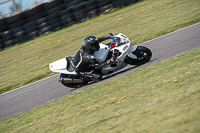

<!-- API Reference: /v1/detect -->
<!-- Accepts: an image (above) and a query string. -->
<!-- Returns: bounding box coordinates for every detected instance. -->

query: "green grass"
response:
[0,46,200,133]
[0,0,200,94]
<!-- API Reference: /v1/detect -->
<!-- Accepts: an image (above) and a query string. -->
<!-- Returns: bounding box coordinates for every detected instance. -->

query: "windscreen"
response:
[110,37,129,47]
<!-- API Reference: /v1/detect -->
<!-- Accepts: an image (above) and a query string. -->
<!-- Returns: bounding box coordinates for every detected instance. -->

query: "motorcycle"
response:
[49,33,152,88]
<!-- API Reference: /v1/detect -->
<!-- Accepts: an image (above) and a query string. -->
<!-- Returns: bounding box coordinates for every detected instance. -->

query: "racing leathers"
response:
[72,35,110,73]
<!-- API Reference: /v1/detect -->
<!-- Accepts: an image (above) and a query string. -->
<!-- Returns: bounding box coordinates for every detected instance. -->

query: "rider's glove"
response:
[105,33,113,39]
[108,33,114,37]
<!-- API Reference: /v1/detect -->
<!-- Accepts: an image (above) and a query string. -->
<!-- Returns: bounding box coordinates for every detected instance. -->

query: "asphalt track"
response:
[0,22,200,119]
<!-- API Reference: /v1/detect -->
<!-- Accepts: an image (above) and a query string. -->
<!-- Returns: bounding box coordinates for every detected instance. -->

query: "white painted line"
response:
[1,22,200,96]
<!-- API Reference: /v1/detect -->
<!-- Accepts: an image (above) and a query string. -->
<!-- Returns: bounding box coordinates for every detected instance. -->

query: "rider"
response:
[72,33,114,80]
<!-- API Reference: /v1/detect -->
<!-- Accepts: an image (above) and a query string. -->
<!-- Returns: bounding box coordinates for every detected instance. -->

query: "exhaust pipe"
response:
[59,78,83,84]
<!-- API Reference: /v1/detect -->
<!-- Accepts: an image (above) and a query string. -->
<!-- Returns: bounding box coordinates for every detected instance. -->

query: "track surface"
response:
[1,22,200,119]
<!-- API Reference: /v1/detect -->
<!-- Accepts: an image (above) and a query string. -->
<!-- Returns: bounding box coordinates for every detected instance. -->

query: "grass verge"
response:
[0,0,200,94]
[0,46,200,133]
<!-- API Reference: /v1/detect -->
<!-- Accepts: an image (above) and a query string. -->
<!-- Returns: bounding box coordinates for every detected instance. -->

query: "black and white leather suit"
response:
[72,35,110,73]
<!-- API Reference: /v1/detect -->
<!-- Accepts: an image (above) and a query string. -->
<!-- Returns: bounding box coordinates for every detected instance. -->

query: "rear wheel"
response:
[125,46,152,65]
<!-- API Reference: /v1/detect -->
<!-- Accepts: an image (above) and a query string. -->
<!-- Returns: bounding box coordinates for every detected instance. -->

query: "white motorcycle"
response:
[49,33,152,88]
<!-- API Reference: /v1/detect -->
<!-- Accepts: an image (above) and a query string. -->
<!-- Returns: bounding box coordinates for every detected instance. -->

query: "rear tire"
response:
[125,46,152,65]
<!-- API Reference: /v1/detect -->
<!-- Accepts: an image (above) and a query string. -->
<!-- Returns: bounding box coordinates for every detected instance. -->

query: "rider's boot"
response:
[90,70,102,82]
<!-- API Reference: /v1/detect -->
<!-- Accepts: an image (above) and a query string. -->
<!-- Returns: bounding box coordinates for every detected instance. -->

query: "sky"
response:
[0,0,48,16]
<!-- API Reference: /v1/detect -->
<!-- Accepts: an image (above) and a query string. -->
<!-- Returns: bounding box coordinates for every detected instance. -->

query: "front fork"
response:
[111,49,119,67]
[127,45,138,59]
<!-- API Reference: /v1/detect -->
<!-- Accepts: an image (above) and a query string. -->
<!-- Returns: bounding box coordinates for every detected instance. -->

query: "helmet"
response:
[82,36,100,51]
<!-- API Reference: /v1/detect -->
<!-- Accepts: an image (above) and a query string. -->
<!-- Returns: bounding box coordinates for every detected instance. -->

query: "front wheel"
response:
[125,46,152,65]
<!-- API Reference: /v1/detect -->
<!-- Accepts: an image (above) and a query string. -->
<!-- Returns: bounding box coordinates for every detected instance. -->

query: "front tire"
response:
[125,46,152,65]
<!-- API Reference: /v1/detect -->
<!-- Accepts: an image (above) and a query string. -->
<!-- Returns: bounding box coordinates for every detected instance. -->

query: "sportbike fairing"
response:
[49,33,152,87]
[49,33,135,75]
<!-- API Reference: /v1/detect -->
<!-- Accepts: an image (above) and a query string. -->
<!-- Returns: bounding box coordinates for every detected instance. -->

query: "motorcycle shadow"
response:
[70,58,157,91]
[70,65,139,91]
[69,66,138,91]
[97,58,158,82]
